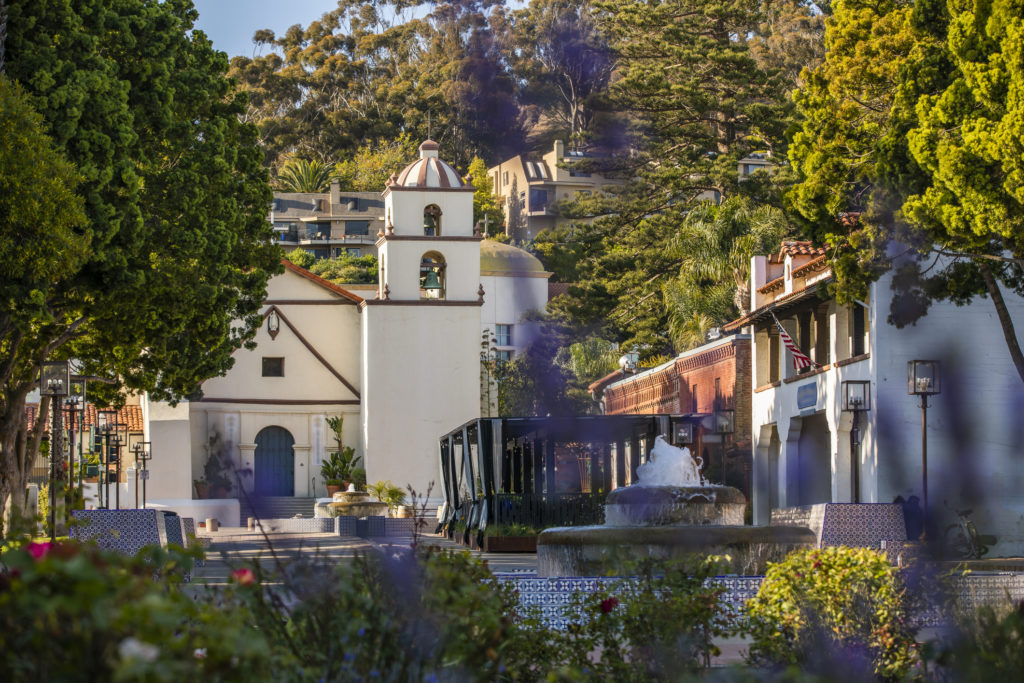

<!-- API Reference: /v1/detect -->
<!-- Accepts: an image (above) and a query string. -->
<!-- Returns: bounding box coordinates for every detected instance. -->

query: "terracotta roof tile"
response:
[25,403,144,434]
[779,241,827,257]
[281,259,364,303]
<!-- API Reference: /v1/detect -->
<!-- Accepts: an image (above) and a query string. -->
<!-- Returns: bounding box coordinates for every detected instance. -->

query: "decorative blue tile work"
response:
[384,518,417,537]
[358,516,386,538]
[772,504,906,551]
[496,571,1024,631]
[163,513,184,547]
[180,517,204,568]
[71,510,168,554]
[335,516,358,536]
[496,574,765,630]
[820,504,906,550]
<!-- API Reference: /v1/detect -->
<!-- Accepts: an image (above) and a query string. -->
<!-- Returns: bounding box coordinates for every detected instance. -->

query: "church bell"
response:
[421,270,442,290]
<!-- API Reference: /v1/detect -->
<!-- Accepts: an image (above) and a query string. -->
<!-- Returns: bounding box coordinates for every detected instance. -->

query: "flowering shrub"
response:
[0,540,280,681]
[746,546,920,680]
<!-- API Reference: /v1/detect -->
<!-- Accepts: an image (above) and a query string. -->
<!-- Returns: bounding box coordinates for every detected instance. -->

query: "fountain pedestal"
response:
[536,436,816,577]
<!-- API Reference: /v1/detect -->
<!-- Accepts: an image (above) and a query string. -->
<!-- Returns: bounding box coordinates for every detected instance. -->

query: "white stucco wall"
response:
[750,270,1024,554]
[385,189,475,237]
[480,272,548,354]
[361,303,481,503]
[140,396,195,500]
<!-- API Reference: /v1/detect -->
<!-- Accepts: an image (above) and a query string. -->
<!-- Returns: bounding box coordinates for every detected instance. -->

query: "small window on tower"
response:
[262,357,284,377]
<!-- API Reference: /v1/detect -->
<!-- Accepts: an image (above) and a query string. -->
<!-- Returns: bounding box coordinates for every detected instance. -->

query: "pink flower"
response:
[600,597,619,613]
[231,568,255,585]
[27,542,52,561]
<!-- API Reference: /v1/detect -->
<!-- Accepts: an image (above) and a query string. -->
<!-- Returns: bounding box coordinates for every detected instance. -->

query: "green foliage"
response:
[320,450,362,488]
[321,416,362,487]
[2,0,281,522]
[274,158,332,192]
[746,546,920,680]
[0,540,275,681]
[467,155,504,231]
[555,337,620,386]
[368,480,406,512]
[928,601,1024,679]
[787,0,1024,380]
[202,434,234,494]
[308,253,379,284]
[283,248,315,270]
[332,134,419,191]
[484,522,541,537]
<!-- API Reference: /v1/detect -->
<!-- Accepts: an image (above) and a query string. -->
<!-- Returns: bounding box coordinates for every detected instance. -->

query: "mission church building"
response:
[142,141,550,521]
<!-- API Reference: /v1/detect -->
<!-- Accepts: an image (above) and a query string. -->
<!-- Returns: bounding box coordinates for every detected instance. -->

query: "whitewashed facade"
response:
[727,242,1024,554]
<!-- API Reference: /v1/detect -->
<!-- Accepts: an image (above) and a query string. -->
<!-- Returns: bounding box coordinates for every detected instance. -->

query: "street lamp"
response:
[671,418,694,447]
[841,380,871,502]
[908,360,940,520]
[66,379,86,488]
[97,409,117,508]
[132,441,152,508]
[40,361,69,542]
[714,408,735,485]
[110,422,127,509]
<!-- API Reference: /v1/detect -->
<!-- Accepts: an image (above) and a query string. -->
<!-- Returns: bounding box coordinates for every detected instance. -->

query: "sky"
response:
[192,0,339,58]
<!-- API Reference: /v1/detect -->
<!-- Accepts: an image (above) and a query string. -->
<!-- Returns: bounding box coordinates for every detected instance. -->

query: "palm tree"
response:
[275,158,332,193]
[664,197,791,350]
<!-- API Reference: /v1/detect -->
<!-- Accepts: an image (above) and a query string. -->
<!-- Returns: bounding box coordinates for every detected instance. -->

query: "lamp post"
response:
[97,409,117,508]
[40,361,69,542]
[714,408,735,485]
[908,361,940,520]
[841,380,871,503]
[132,441,152,508]
[64,379,86,523]
[111,423,127,509]
[671,418,694,449]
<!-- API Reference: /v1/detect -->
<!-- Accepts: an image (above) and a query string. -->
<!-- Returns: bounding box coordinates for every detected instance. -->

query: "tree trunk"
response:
[980,264,1024,384]
[0,389,44,536]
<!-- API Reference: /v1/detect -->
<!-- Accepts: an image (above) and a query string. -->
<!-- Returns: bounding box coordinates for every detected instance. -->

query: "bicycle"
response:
[943,506,997,559]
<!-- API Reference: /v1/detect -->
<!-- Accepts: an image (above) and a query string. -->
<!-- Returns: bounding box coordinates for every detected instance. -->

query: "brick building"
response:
[590,335,752,495]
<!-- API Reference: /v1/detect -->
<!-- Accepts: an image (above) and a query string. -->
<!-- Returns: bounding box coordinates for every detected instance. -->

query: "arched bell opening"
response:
[423,204,442,236]
[420,251,446,300]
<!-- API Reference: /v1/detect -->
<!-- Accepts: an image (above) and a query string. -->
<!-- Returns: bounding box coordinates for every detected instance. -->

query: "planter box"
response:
[483,535,537,553]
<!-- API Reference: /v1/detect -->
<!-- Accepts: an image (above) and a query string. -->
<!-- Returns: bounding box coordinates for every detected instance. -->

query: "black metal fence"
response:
[492,492,605,528]
[438,416,681,543]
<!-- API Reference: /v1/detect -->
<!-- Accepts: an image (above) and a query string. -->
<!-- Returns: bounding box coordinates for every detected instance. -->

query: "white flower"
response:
[193,648,207,660]
[118,637,159,663]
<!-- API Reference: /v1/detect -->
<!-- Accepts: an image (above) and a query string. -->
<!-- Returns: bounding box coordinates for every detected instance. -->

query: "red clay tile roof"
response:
[281,259,364,304]
[25,403,144,434]
[588,369,626,394]
[791,253,829,279]
[779,241,827,257]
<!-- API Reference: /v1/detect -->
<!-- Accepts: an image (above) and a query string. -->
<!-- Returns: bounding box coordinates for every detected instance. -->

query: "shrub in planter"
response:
[926,600,1024,679]
[746,546,919,680]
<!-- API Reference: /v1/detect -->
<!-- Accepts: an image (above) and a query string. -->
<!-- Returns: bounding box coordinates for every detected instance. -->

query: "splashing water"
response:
[635,435,707,487]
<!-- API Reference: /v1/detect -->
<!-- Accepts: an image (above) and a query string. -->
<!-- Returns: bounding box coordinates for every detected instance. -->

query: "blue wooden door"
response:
[254,426,295,496]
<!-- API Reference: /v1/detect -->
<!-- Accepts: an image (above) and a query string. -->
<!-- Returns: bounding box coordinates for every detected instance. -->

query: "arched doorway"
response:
[254,426,295,496]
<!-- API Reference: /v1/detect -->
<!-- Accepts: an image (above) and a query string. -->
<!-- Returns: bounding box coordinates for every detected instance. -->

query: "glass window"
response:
[495,349,513,363]
[495,324,512,346]
[346,248,361,257]
[262,357,284,377]
[529,188,548,210]
[345,220,369,235]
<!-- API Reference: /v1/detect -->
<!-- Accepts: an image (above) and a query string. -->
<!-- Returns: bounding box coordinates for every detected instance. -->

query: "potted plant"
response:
[202,433,234,499]
[321,416,362,495]
[320,447,361,495]
[194,477,210,499]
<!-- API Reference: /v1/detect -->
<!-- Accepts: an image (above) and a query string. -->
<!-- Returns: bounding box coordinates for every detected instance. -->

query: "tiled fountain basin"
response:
[537,524,817,577]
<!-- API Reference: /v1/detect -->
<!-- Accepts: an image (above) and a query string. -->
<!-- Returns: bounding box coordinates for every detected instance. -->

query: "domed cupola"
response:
[388,140,472,190]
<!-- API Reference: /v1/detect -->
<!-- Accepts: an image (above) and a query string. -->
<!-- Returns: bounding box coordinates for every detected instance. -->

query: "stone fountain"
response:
[537,436,815,576]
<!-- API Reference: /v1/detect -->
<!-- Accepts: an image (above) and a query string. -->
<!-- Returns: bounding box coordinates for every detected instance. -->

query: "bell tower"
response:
[360,141,483,503]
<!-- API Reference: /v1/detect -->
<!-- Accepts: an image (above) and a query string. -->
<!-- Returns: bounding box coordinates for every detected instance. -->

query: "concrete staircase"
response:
[239,496,317,522]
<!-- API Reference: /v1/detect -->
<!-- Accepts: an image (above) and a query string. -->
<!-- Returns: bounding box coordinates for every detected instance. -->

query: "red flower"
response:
[27,542,52,561]
[600,597,619,613]
[231,568,255,585]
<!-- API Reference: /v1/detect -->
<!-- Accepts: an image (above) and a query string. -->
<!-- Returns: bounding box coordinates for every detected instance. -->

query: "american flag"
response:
[772,312,817,370]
